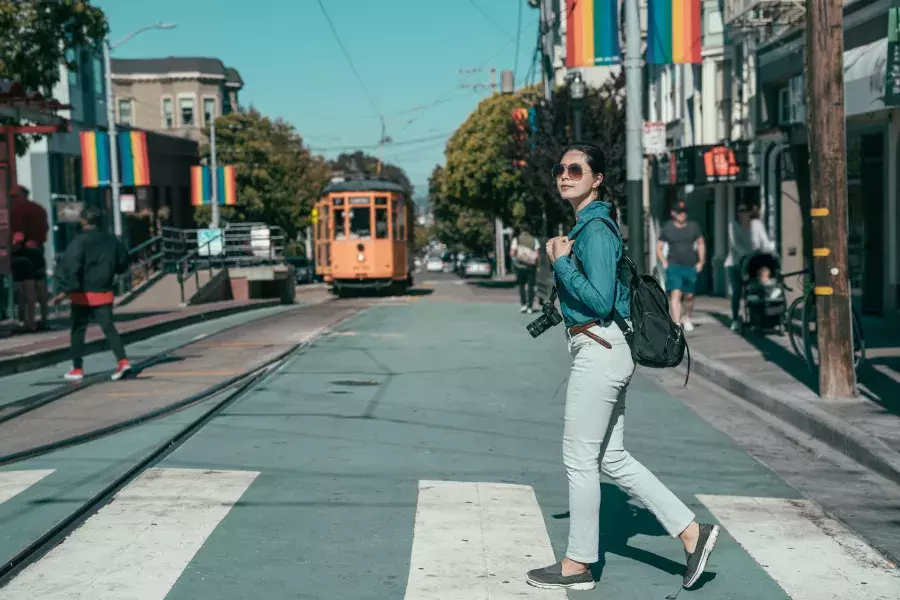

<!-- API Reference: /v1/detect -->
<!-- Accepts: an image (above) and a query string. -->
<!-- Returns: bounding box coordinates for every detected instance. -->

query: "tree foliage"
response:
[428,163,495,253]
[194,109,330,243]
[441,92,529,223]
[329,150,413,198]
[0,0,108,152]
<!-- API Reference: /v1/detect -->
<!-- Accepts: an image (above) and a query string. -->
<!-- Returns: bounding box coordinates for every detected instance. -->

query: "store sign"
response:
[886,7,900,105]
[643,121,667,155]
[702,146,740,181]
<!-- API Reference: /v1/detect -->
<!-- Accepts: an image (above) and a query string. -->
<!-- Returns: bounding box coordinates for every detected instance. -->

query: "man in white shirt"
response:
[510,228,541,314]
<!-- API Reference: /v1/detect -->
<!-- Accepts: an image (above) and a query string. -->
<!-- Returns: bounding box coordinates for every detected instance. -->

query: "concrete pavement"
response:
[0,277,897,598]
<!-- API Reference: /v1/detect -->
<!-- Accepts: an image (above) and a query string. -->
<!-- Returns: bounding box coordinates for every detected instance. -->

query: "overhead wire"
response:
[467,0,516,41]
[315,0,383,120]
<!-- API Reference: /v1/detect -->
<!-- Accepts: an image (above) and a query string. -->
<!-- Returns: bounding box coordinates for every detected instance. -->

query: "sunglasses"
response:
[551,163,590,181]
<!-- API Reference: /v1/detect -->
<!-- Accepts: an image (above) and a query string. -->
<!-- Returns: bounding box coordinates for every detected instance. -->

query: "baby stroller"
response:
[740,251,787,334]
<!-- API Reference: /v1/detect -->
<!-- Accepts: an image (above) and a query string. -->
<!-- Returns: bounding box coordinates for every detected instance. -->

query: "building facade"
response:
[741,0,897,317]
[110,57,244,143]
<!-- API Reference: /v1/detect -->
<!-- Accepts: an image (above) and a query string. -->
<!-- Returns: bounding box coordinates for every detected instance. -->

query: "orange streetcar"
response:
[313,179,414,296]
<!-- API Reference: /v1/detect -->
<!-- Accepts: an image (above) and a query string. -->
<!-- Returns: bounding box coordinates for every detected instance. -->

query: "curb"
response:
[0,300,282,378]
[690,349,900,487]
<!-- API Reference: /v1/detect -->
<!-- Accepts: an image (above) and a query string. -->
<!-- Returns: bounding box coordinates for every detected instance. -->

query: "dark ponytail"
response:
[562,142,618,222]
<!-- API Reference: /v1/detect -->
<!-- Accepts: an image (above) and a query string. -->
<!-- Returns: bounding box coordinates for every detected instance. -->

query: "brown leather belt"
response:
[567,321,612,349]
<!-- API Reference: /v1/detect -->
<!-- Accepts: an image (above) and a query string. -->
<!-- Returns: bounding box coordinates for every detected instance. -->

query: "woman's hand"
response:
[546,236,574,264]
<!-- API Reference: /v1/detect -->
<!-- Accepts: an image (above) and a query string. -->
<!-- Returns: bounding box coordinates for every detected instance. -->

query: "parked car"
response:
[285,256,315,284]
[425,255,445,273]
[462,255,493,278]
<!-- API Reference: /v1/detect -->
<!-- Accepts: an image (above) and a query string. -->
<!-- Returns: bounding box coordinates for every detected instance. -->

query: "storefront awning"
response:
[844,37,888,118]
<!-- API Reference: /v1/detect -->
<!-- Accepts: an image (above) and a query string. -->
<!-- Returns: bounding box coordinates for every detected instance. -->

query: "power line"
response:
[307,131,454,152]
[468,0,515,41]
[315,0,383,119]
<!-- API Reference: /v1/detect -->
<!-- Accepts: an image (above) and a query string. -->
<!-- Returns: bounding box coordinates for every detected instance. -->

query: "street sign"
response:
[120,194,136,213]
[642,121,666,155]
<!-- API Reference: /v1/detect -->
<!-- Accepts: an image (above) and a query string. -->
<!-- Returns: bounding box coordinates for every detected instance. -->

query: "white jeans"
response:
[563,321,695,564]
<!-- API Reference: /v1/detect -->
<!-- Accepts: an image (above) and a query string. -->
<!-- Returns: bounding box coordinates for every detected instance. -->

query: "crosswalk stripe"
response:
[0,470,55,505]
[404,480,564,599]
[0,467,259,600]
[697,495,900,600]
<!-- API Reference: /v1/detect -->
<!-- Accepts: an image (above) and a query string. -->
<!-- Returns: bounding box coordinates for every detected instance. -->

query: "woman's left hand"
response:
[547,236,574,263]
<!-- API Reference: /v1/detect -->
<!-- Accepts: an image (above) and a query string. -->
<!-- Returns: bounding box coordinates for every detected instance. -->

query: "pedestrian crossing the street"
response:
[0,469,897,598]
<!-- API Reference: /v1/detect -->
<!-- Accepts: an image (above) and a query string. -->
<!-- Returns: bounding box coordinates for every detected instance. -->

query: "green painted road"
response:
[0,288,897,599]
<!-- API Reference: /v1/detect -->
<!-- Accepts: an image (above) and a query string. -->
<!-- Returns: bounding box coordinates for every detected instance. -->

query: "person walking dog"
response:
[525,143,720,592]
[51,207,132,382]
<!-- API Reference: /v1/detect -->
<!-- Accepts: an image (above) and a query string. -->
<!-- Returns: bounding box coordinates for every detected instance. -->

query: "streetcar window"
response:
[349,207,372,239]
[374,196,388,205]
[333,208,346,239]
[375,207,389,239]
[333,197,345,206]
[397,201,406,241]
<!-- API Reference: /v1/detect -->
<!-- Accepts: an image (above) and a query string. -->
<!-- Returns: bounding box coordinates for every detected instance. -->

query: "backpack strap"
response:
[569,217,633,337]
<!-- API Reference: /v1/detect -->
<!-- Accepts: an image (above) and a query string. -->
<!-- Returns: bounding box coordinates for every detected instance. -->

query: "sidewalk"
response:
[686,296,900,485]
[0,299,284,377]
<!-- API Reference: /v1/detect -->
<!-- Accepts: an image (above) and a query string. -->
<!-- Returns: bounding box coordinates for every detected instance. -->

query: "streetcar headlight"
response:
[357,253,365,262]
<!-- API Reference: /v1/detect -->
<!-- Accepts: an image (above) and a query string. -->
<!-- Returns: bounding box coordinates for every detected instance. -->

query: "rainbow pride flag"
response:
[565,0,620,68]
[118,131,151,187]
[79,131,111,188]
[647,0,702,65]
[191,165,237,206]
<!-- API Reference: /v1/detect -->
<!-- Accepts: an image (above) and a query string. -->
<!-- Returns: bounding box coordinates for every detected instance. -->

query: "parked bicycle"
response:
[782,268,866,374]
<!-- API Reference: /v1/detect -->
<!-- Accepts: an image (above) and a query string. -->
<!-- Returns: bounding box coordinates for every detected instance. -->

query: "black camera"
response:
[526,299,564,338]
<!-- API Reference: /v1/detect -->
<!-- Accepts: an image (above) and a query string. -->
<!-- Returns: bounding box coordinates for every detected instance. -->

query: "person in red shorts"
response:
[51,206,132,381]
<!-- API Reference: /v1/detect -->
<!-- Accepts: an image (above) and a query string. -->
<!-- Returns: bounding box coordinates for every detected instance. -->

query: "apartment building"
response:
[110,57,244,143]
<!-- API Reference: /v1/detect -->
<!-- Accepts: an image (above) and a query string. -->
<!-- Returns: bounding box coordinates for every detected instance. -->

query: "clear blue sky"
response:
[94,0,541,199]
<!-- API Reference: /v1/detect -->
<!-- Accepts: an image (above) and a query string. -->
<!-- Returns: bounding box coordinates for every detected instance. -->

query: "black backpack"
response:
[571,217,690,386]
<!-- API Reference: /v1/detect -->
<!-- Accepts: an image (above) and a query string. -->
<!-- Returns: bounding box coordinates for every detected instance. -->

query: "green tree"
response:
[441,92,530,224]
[193,109,330,243]
[0,0,108,152]
[329,151,413,197]
[428,163,494,253]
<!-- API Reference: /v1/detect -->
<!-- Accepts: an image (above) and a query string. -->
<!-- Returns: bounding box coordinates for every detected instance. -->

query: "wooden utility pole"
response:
[805,0,856,399]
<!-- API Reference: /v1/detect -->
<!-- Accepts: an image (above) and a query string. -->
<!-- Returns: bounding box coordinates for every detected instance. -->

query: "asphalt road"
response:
[0,276,897,599]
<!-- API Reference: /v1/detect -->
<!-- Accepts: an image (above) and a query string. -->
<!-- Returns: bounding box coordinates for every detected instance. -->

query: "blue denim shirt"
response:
[551,201,631,328]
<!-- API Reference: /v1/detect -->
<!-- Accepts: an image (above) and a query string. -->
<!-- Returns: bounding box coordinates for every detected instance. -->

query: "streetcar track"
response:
[0,300,331,426]
[0,306,360,587]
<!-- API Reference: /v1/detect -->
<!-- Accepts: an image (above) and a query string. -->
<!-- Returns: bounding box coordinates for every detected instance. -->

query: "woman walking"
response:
[525,143,720,592]
[725,203,775,331]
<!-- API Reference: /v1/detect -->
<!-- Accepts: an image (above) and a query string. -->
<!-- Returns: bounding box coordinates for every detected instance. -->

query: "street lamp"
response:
[103,22,176,240]
[569,71,585,142]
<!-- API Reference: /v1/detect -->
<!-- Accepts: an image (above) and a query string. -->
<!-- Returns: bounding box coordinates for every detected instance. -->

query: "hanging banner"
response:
[647,0,702,65]
[886,6,900,105]
[118,131,151,187]
[191,165,237,206]
[565,0,621,67]
[79,131,111,188]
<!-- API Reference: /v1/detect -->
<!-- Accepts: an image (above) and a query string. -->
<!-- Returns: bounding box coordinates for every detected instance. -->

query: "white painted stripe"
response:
[404,480,564,599]
[0,470,55,504]
[697,495,900,600]
[0,467,259,600]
